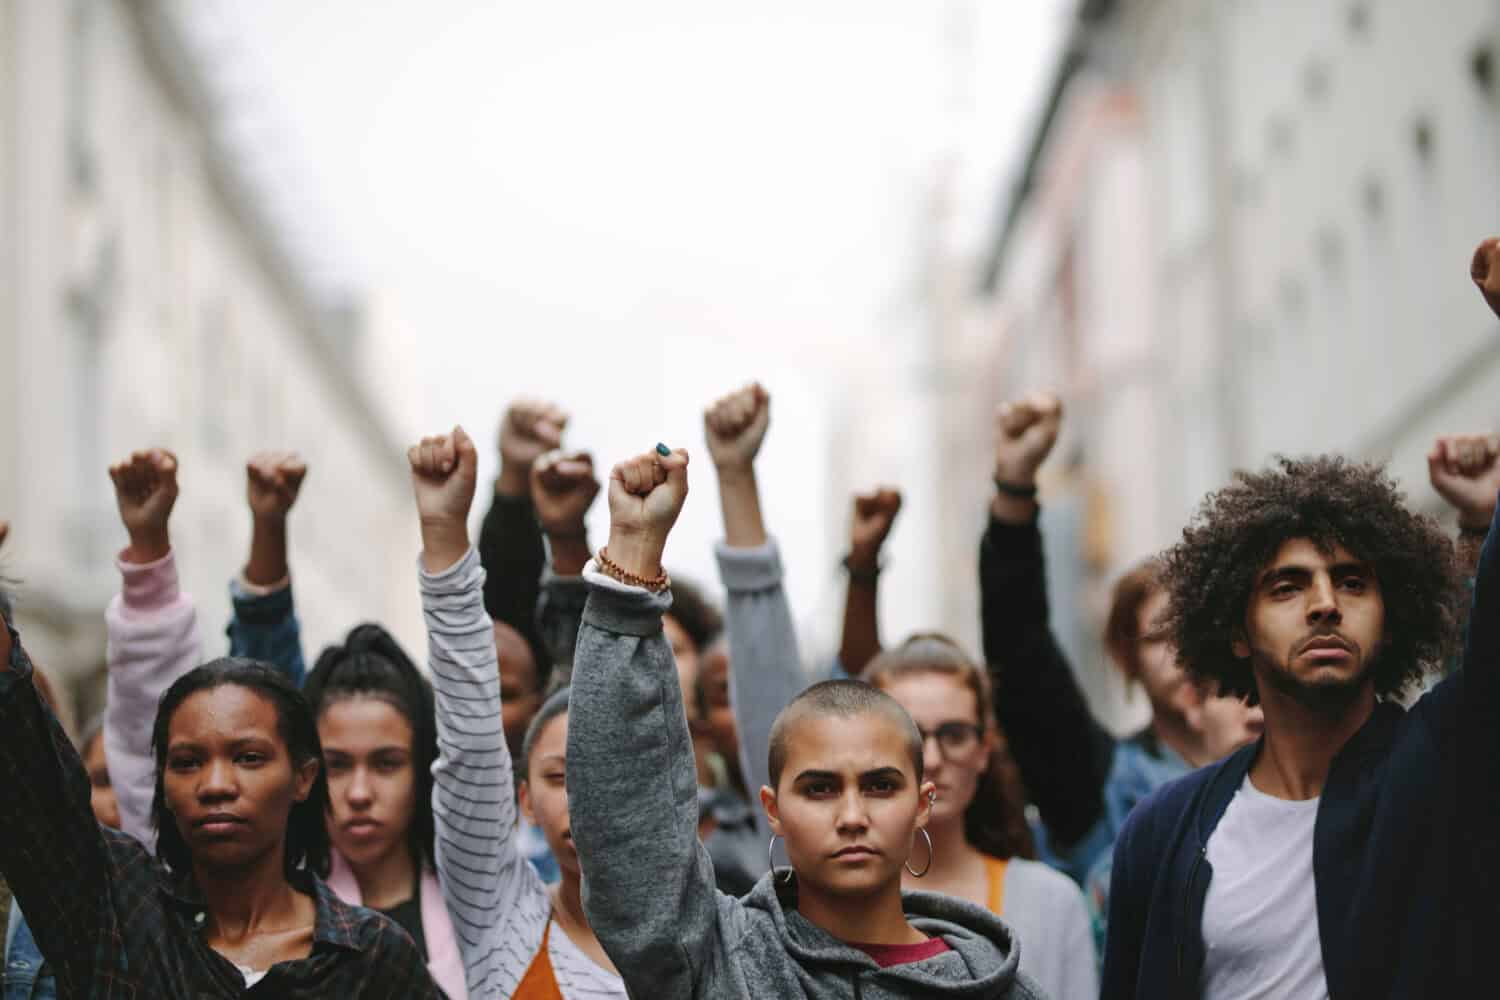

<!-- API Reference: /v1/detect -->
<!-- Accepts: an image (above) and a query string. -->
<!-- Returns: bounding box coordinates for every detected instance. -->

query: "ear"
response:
[977,729,1000,777]
[917,779,937,828]
[759,785,783,836]
[293,757,319,804]
[1231,627,1251,660]
[518,779,536,825]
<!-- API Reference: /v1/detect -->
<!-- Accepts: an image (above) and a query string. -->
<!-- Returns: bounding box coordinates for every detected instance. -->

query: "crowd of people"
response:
[3,241,1500,998]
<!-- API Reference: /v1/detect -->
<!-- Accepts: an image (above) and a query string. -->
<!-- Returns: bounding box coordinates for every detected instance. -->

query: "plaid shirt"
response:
[0,627,442,999]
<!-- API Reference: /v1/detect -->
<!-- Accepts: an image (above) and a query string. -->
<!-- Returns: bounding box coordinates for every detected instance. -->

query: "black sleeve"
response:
[980,513,1116,847]
[477,492,552,677]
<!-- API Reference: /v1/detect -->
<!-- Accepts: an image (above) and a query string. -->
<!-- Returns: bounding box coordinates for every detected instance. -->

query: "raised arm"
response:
[226,451,307,684]
[838,487,902,676]
[102,449,202,847]
[571,446,728,999]
[980,394,1114,850]
[531,447,600,677]
[413,426,542,981]
[0,615,124,996]
[705,384,806,816]
[1428,434,1500,589]
[479,399,567,674]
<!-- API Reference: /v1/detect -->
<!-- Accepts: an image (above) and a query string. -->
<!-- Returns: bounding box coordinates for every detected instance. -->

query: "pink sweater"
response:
[103,551,469,999]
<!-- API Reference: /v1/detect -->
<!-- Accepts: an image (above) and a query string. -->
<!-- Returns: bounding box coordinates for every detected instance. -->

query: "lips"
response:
[1301,635,1353,656]
[193,813,246,835]
[831,845,880,860]
[343,818,382,836]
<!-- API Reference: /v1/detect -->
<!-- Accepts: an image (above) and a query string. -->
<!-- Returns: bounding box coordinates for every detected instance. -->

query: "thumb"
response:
[658,446,690,486]
[452,425,478,473]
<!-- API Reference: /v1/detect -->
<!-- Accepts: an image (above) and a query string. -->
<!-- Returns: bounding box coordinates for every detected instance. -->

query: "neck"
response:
[351,843,417,911]
[1251,679,1376,799]
[1151,707,1212,767]
[797,875,924,946]
[920,813,977,878]
[553,867,589,929]
[193,847,298,941]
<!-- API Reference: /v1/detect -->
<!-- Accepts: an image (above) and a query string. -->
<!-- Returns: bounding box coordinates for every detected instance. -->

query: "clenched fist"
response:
[605,446,690,580]
[246,451,307,521]
[704,383,770,471]
[849,488,902,570]
[109,449,179,564]
[1428,433,1500,531]
[993,392,1063,487]
[498,399,568,496]
[531,449,600,537]
[1472,238,1500,321]
[410,426,478,573]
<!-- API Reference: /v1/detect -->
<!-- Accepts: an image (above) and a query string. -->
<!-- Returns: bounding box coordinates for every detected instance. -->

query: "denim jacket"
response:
[3,901,55,1000]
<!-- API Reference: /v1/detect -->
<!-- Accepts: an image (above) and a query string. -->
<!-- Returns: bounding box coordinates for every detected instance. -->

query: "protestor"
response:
[0,498,437,997]
[863,635,1098,999]
[976,394,1262,917]
[838,487,903,676]
[567,443,1043,1000]
[410,425,628,998]
[303,627,467,999]
[226,451,310,685]
[1101,406,1498,996]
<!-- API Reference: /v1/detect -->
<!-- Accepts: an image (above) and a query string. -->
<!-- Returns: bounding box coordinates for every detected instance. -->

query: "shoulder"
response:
[1113,758,1225,866]
[1004,856,1084,903]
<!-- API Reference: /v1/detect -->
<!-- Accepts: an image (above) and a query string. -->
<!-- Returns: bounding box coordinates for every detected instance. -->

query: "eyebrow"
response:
[793,766,908,784]
[167,735,275,754]
[1259,561,1371,587]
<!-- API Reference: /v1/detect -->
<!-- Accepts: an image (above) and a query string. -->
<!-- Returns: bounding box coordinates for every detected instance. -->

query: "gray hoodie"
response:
[567,571,1046,1000]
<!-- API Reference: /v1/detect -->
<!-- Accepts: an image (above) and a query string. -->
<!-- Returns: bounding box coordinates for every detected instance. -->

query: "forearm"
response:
[243,514,288,586]
[837,571,880,676]
[569,572,718,993]
[715,465,767,548]
[105,550,201,846]
[718,540,806,818]
[536,568,588,676]
[477,492,548,653]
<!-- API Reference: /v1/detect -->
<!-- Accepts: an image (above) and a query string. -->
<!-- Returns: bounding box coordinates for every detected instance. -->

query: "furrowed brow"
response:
[859,767,907,783]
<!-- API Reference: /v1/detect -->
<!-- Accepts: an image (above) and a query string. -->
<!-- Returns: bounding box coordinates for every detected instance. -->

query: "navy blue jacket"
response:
[1101,505,1500,999]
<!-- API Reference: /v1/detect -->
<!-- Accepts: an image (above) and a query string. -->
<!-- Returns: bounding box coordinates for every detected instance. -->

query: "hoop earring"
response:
[768,834,795,885]
[905,827,934,878]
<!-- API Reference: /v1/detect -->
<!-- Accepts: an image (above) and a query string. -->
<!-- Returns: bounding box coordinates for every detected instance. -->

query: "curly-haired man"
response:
[1101,239,1500,1000]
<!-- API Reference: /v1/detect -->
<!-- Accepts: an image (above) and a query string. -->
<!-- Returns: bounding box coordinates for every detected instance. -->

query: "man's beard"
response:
[1252,638,1376,712]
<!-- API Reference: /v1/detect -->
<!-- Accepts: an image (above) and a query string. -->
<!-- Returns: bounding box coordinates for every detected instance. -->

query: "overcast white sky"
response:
[195,0,1072,645]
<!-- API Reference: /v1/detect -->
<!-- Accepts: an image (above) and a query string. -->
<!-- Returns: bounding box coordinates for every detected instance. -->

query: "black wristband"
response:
[1459,521,1491,539]
[993,478,1039,499]
[842,555,882,585]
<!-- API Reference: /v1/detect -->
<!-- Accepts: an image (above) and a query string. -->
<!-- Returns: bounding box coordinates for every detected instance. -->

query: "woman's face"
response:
[518,712,576,877]
[162,685,316,872]
[84,731,121,830]
[762,711,934,900]
[878,673,988,825]
[319,696,418,873]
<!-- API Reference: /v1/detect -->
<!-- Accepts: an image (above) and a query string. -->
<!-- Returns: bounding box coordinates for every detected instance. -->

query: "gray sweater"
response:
[567,571,1045,1000]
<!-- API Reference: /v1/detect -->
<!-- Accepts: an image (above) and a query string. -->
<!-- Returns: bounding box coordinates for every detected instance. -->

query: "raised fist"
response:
[850,488,902,567]
[410,426,478,525]
[1428,433,1500,530]
[109,449,179,563]
[531,449,600,536]
[246,451,307,520]
[993,392,1063,487]
[1472,238,1500,321]
[704,383,770,470]
[498,399,568,494]
[0,520,9,550]
[605,446,690,579]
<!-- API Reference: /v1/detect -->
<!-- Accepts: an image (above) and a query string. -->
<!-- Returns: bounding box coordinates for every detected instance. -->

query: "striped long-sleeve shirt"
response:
[424,548,625,999]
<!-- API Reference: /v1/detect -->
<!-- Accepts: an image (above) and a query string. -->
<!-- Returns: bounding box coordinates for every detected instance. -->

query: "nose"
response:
[346,766,373,808]
[834,788,870,834]
[198,758,238,802]
[1307,575,1342,625]
[921,733,945,776]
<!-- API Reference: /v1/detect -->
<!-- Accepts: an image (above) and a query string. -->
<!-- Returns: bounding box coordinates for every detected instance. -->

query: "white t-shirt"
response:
[1201,776,1329,1000]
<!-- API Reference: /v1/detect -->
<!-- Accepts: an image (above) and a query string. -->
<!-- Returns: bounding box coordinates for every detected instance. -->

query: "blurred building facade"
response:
[927,0,1500,733]
[0,0,422,728]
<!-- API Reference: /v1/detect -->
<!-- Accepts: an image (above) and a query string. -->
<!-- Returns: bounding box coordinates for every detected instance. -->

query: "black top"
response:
[478,492,552,679]
[378,871,427,960]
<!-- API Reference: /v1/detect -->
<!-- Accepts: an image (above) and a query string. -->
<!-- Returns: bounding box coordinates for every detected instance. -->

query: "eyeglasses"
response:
[915,721,984,758]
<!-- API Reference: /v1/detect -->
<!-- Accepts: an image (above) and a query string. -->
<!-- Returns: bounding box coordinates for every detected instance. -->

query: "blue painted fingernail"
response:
[655,442,671,456]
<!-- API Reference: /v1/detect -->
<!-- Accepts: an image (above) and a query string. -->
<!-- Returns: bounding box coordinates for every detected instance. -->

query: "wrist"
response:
[419,518,471,574]
[1459,508,1494,534]
[604,528,666,580]
[713,461,757,485]
[548,533,591,576]
[496,463,530,498]
[846,544,882,574]
[123,528,171,565]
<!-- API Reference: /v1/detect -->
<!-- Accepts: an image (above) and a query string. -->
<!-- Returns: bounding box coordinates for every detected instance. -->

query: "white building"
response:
[0,0,424,729]
[946,0,1500,731]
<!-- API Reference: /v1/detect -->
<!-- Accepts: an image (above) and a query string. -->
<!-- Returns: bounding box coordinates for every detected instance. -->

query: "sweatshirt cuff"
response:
[116,549,180,612]
[714,538,784,592]
[418,545,485,595]
[229,575,295,624]
[582,561,673,636]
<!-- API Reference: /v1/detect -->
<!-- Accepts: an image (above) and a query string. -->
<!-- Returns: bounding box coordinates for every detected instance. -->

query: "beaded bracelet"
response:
[597,546,671,593]
[993,478,1039,499]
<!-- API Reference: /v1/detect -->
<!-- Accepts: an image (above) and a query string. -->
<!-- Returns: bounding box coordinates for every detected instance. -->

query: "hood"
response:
[742,871,1024,997]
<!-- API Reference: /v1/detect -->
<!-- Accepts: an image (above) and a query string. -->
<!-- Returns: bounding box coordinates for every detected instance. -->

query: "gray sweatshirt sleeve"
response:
[569,568,733,999]
[536,567,589,683]
[715,539,808,818]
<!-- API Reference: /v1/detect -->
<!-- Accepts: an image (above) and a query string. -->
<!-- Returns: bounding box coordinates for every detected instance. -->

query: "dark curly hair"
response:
[1160,455,1462,705]
[664,574,723,652]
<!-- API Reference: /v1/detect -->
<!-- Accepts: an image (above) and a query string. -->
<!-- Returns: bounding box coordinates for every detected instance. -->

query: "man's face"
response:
[1235,538,1385,705]
[494,620,541,760]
